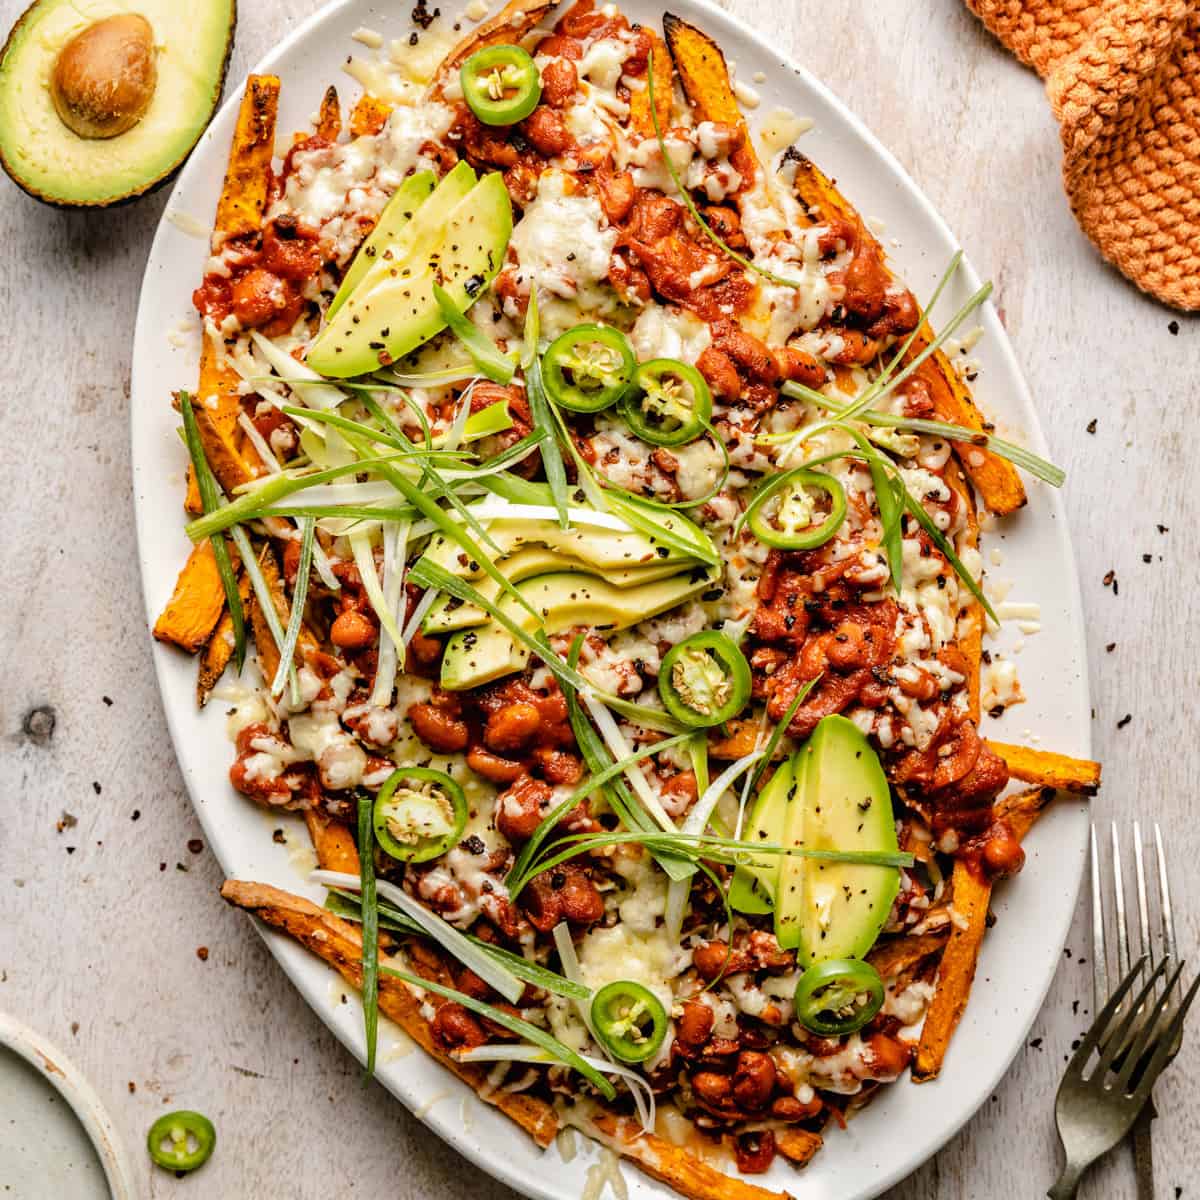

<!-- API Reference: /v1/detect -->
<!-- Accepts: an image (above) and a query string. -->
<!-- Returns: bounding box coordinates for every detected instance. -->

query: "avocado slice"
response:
[308,170,512,378]
[729,756,798,915]
[440,568,717,691]
[420,517,696,579]
[422,548,690,633]
[0,0,235,206]
[326,169,439,320]
[774,716,900,965]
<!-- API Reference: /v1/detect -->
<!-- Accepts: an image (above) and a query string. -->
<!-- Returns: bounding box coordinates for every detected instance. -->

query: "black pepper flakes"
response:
[1168,320,1180,336]
[1086,418,1097,434]
[1117,713,1132,729]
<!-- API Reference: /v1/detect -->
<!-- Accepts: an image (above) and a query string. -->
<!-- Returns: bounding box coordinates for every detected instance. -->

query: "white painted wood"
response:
[0,1,1195,1197]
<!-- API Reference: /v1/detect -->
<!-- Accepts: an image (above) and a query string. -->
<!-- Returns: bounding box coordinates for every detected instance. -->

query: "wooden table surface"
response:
[1,1,1196,1196]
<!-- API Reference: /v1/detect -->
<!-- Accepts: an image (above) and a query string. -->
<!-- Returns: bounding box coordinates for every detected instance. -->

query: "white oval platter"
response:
[131,2,1092,1196]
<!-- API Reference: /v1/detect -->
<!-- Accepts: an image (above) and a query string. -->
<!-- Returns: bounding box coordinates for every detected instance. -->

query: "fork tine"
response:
[1096,959,1167,1074]
[1155,823,1176,962]
[1111,822,1130,984]
[1069,955,1147,1071]
[1130,972,1200,1104]
[1115,960,1187,1089]
[1133,822,1150,960]
[1091,824,1108,1010]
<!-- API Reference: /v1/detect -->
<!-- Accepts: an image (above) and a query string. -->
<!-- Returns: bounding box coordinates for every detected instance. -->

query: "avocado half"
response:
[0,0,236,207]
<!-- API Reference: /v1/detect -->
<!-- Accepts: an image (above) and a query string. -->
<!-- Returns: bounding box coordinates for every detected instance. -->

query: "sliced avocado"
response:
[729,756,798,915]
[326,169,439,319]
[440,568,717,691]
[420,517,695,579]
[0,0,235,206]
[422,548,690,633]
[775,716,900,964]
[308,170,512,378]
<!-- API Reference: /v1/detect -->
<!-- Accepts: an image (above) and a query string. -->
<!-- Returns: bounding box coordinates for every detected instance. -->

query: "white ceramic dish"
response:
[0,1012,138,1200]
[131,2,1092,1196]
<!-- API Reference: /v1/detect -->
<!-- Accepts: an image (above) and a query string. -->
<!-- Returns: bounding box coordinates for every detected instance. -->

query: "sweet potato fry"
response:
[349,94,392,138]
[708,719,767,760]
[247,543,316,683]
[215,74,281,239]
[662,13,758,183]
[431,0,559,97]
[305,810,361,874]
[316,85,342,141]
[219,880,560,1146]
[775,1128,823,1169]
[913,785,1055,1081]
[153,540,226,653]
[988,743,1102,795]
[587,1110,795,1200]
[866,931,949,980]
[787,153,1026,515]
[197,570,250,705]
[628,28,673,139]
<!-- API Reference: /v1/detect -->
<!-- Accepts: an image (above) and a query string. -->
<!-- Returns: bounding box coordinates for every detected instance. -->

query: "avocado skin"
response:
[0,0,236,208]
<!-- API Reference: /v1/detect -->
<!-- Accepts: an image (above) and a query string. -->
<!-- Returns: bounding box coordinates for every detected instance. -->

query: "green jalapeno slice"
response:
[793,958,885,1037]
[590,980,669,1063]
[147,1111,216,1173]
[542,324,636,412]
[745,467,847,549]
[658,631,751,728]
[373,767,467,862]
[461,45,542,126]
[618,358,712,446]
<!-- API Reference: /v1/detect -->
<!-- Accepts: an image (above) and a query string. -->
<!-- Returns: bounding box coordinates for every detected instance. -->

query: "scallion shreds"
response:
[270,516,315,703]
[178,393,246,671]
[312,871,524,1004]
[380,967,616,1101]
[747,677,819,793]
[433,284,516,385]
[357,794,380,1079]
[228,525,297,698]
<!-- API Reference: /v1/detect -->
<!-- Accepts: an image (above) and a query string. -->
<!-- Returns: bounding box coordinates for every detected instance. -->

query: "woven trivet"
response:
[966,0,1199,310]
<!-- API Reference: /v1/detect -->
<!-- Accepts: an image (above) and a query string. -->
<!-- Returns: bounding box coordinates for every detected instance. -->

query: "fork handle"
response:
[1047,1161,1085,1200]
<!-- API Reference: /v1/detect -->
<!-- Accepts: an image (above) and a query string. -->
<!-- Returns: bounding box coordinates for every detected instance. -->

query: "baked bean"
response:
[522,865,603,930]
[484,702,541,753]
[773,345,825,388]
[467,745,526,785]
[534,33,582,59]
[330,609,376,650]
[732,1051,777,1111]
[981,822,1026,880]
[522,107,571,156]
[701,205,742,245]
[690,1071,732,1106]
[532,747,583,785]
[733,1130,776,1174]
[597,169,636,223]
[431,1001,487,1051]
[771,1094,823,1122]
[495,774,552,842]
[864,1032,911,1078]
[409,700,469,754]
[692,940,753,982]
[711,319,778,384]
[539,57,578,107]
[676,1000,714,1048]
[231,268,289,328]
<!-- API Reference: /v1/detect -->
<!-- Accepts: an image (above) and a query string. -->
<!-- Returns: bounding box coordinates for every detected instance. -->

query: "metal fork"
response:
[1047,824,1198,1198]
[1092,822,1180,1198]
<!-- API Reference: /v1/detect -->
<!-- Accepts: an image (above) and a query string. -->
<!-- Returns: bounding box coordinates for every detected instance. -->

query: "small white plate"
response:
[131,1,1093,1196]
[0,1013,138,1200]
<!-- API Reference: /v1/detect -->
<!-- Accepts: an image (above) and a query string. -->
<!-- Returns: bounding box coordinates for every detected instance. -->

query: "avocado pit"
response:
[50,13,157,139]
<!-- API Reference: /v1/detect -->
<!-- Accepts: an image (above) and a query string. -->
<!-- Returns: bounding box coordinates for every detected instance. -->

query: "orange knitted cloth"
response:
[965,0,1199,310]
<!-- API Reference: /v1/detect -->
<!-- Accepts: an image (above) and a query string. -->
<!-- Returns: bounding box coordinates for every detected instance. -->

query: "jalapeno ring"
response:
[590,980,669,1063]
[373,766,467,862]
[147,1111,216,1173]
[618,358,712,446]
[461,45,542,127]
[542,324,636,413]
[658,631,751,728]
[793,958,885,1037]
[744,467,847,549]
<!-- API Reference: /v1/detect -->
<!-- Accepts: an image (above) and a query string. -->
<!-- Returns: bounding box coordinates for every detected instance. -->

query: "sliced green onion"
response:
[312,870,524,1005]
[357,795,380,1078]
[370,519,412,707]
[229,526,297,698]
[380,966,616,1100]
[349,529,406,649]
[432,284,516,385]
[250,330,347,411]
[746,676,820,794]
[178,393,246,671]
[270,517,315,702]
